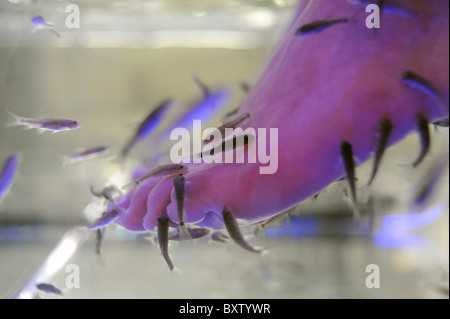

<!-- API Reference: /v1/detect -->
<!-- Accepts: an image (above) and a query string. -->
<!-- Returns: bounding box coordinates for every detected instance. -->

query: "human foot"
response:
[98,0,449,267]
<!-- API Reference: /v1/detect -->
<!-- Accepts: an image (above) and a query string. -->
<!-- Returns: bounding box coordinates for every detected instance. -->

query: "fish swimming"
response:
[222,206,262,253]
[157,215,174,271]
[121,163,188,191]
[402,71,447,112]
[64,146,109,164]
[296,17,349,35]
[88,208,121,230]
[35,283,62,295]
[0,154,20,204]
[31,16,60,38]
[121,99,172,157]
[158,86,230,141]
[195,133,255,161]
[7,111,79,133]
[173,173,191,240]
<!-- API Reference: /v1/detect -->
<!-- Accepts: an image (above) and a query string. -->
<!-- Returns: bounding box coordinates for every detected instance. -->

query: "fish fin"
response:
[4,110,24,128]
[368,118,393,185]
[60,155,72,168]
[178,225,192,241]
[412,114,430,167]
[222,206,262,253]
[340,141,357,205]
[157,215,174,271]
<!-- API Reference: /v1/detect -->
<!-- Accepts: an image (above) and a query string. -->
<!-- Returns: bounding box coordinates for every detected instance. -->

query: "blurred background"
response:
[0,0,448,299]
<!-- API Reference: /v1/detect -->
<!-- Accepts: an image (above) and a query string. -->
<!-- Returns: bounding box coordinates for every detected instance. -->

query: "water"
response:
[0,0,448,299]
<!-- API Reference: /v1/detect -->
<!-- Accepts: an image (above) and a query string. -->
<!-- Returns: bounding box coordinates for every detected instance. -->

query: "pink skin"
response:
[114,0,449,231]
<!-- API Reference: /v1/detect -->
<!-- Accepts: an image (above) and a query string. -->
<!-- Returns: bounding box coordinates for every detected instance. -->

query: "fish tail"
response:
[60,154,75,168]
[4,110,24,128]
[178,224,192,241]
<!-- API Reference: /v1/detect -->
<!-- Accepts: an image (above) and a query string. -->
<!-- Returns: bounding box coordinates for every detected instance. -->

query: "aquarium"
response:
[0,0,448,300]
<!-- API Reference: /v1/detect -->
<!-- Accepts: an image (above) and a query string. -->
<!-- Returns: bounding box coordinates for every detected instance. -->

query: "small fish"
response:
[165,88,230,136]
[296,17,349,36]
[203,112,251,145]
[259,209,292,230]
[368,118,393,185]
[31,15,60,38]
[7,111,79,133]
[340,141,357,205]
[173,173,191,240]
[121,164,188,191]
[222,206,262,253]
[402,71,447,113]
[0,154,20,204]
[64,146,109,164]
[90,185,121,202]
[88,208,121,230]
[196,134,255,160]
[413,114,430,167]
[35,283,62,295]
[157,215,174,271]
[121,99,172,157]
[95,228,104,256]
[169,228,210,241]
